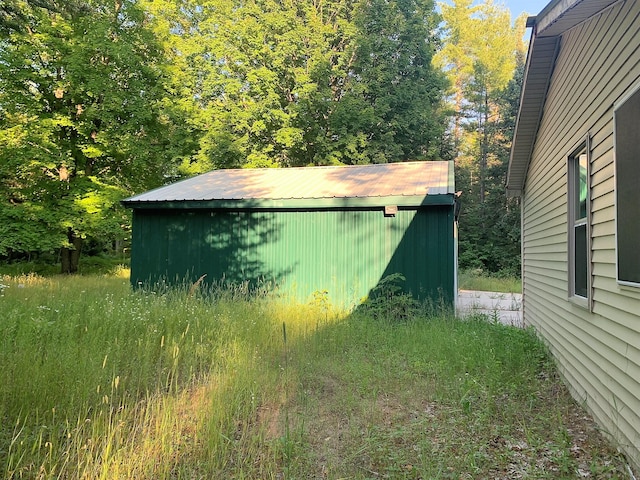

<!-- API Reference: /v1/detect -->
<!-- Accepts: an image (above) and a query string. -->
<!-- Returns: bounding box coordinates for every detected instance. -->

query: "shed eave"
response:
[121,194,455,210]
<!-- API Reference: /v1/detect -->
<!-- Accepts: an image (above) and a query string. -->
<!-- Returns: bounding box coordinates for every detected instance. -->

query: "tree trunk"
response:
[479,90,489,204]
[61,227,82,274]
[453,71,465,158]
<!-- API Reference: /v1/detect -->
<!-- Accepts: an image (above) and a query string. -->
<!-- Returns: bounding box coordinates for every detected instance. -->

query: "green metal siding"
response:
[130,206,455,308]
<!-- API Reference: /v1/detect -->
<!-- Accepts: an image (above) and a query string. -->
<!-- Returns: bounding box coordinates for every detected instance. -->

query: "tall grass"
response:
[282,313,627,478]
[0,256,130,277]
[0,273,627,479]
[0,273,302,478]
[458,269,522,293]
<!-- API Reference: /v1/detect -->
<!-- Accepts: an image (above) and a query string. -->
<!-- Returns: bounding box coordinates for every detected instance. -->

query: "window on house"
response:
[614,86,640,285]
[568,145,589,301]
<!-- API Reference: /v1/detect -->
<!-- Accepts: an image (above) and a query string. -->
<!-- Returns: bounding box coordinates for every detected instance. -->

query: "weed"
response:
[0,274,629,479]
[360,273,421,321]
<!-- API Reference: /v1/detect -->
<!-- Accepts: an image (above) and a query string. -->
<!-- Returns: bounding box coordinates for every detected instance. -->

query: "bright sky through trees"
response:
[440,0,549,22]
[502,0,548,18]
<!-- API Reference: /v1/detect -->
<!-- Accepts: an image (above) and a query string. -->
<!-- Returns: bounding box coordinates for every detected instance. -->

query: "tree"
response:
[464,2,522,202]
[456,58,524,275]
[146,0,447,171]
[436,0,527,274]
[1,0,448,269]
[433,0,478,155]
[437,0,525,198]
[0,0,87,35]
[342,0,448,163]
[0,0,186,272]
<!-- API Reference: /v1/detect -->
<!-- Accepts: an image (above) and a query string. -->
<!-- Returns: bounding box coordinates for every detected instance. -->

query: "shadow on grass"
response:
[270,306,629,479]
[0,275,628,479]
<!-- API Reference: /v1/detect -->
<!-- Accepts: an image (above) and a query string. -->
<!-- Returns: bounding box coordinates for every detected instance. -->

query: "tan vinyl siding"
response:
[522,0,640,467]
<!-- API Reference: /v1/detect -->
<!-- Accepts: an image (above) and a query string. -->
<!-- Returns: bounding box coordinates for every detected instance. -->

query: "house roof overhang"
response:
[506,0,621,197]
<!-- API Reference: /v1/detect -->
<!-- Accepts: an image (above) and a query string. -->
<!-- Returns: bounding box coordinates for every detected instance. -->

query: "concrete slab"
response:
[456,290,523,328]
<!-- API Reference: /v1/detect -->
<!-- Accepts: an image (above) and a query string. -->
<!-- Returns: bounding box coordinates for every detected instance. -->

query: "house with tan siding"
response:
[507,0,640,471]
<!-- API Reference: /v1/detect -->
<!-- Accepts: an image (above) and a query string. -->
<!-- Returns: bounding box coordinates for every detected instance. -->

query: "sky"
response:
[503,0,550,19]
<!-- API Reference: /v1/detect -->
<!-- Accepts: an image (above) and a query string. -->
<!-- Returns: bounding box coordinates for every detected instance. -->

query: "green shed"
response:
[122,161,457,309]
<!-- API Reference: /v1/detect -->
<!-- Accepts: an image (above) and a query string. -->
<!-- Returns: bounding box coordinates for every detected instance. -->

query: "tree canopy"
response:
[0,0,188,270]
[435,0,528,275]
[0,0,527,275]
[143,0,447,172]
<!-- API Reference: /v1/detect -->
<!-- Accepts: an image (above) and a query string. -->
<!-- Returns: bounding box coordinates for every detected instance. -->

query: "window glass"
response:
[615,87,640,285]
[569,147,589,301]
[576,154,587,220]
[574,223,588,298]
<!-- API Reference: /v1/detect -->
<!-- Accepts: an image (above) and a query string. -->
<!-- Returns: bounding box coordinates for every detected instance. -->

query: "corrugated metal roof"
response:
[506,0,618,197]
[123,161,454,204]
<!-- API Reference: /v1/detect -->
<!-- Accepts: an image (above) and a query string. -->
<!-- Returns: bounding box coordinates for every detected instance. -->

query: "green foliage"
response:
[146,0,447,170]
[360,273,421,321]
[0,255,129,277]
[0,0,86,34]
[435,0,526,275]
[457,59,524,276]
[0,0,191,264]
[0,275,627,478]
[0,0,525,275]
[337,0,448,163]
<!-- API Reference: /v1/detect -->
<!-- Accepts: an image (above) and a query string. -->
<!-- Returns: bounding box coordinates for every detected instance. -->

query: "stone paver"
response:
[456,290,523,328]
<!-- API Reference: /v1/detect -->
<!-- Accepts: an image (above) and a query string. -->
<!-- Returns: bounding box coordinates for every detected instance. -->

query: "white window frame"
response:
[567,137,591,308]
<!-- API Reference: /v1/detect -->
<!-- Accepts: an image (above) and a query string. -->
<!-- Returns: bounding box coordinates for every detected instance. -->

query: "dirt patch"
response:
[257,402,283,441]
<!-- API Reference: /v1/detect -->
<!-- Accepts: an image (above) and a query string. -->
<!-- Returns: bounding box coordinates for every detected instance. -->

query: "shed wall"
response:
[131,206,455,308]
[522,0,640,466]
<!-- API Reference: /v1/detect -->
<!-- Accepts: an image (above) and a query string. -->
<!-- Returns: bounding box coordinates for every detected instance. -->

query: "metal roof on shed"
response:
[123,161,454,207]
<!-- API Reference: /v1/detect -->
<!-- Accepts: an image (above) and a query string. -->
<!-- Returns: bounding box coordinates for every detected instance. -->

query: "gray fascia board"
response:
[536,0,620,37]
[507,34,561,196]
[507,0,616,197]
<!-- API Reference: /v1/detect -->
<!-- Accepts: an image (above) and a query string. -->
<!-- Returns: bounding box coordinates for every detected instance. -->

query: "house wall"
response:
[130,206,456,309]
[522,0,640,466]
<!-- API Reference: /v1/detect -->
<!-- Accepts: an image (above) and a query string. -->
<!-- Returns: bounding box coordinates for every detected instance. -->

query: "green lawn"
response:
[458,269,522,293]
[0,273,627,479]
